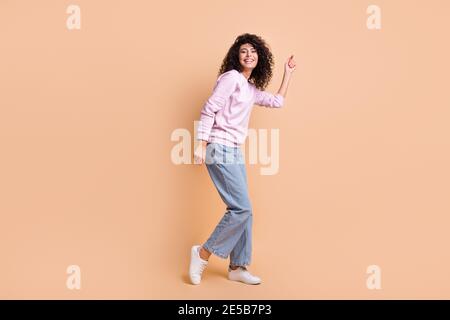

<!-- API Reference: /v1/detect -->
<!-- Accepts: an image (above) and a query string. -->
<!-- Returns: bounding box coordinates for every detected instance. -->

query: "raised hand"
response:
[285,54,297,74]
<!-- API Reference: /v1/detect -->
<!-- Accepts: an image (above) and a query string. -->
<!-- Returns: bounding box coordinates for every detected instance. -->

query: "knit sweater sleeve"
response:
[254,88,284,108]
[197,71,238,141]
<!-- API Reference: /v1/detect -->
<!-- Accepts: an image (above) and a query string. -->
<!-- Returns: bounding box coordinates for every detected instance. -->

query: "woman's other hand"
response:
[194,140,208,165]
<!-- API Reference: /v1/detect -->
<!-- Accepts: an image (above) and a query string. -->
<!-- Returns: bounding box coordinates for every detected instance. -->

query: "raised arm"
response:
[277,54,296,98]
[254,54,296,108]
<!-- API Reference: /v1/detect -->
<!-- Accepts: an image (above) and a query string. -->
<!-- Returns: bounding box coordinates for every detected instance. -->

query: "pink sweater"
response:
[197,69,284,147]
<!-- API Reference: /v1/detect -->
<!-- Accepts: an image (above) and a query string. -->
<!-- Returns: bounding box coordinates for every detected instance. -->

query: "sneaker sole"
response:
[228,276,261,285]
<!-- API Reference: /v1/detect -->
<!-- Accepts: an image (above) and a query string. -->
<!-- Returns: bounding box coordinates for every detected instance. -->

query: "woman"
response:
[190,33,296,285]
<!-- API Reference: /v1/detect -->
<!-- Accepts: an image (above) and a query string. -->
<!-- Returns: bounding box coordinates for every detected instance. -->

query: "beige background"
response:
[1,0,449,299]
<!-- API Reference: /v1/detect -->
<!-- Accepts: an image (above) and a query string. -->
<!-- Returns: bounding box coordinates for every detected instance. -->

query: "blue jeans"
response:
[202,142,253,267]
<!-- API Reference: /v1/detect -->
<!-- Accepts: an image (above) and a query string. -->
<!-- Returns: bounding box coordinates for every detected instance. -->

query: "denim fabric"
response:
[203,142,253,267]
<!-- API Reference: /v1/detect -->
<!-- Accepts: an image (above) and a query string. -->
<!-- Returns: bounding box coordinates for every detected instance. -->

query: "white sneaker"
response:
[189,245,208,285]
[228,266,261,285]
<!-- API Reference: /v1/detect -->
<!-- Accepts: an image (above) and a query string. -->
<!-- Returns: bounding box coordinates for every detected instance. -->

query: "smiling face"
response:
[238,43,258,71]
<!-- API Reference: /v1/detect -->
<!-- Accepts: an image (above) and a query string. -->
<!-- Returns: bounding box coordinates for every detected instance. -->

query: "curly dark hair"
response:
[218,33,274,90]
